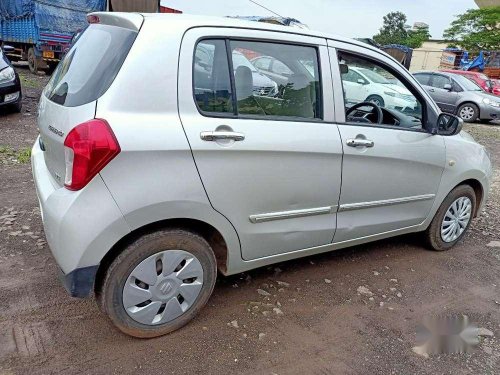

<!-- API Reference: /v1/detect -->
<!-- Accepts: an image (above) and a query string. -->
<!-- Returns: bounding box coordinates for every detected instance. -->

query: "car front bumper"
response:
[479,103,500,120]
[31,137,130,297]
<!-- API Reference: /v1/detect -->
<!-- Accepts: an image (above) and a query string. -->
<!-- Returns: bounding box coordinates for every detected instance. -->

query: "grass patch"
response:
[0,145,31,164]
[17,72,43,89]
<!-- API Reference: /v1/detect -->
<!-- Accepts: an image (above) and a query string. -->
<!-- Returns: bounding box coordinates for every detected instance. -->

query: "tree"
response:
[443,7,500,52]
[406,25,431,49]
[373,12,431,48]
[373,11,409,46]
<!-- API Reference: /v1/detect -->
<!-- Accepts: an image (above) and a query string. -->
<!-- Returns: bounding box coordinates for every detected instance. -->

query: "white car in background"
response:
[342,66,417,111]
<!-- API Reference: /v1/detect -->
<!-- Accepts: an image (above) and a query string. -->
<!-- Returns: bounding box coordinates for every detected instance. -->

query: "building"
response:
[412,22,429,31]
[475,0,500,7]
[409,40,449,72]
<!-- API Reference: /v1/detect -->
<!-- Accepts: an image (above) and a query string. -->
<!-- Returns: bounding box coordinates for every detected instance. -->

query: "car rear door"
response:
[178,28,343,261]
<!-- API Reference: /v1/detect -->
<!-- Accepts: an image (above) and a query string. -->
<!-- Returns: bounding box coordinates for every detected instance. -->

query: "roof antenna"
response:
[248,0,284,18]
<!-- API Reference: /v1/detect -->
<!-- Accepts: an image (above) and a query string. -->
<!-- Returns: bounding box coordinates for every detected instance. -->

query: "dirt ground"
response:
[0,66,499,375]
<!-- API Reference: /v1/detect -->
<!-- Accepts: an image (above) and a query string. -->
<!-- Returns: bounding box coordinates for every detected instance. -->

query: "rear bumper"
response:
[59,265,99,298]
[31,137,130,298]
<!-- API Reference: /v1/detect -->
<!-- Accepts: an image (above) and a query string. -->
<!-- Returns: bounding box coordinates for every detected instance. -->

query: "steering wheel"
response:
[346,102,383,124]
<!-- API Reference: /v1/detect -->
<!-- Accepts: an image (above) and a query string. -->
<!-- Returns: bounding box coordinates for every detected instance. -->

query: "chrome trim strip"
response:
[249,206,336,223]
[339,194,435,212]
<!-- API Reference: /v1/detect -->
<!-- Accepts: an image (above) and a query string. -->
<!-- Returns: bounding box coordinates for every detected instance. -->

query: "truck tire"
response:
[28,47,38,74]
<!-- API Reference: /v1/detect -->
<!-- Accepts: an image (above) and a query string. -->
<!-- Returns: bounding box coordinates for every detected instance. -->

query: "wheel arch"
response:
[94,218,231,296]
[454,178,484,217]
[456,101,481,117]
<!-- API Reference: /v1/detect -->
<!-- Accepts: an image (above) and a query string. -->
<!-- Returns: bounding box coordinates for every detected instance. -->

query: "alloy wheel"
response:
[122,250,204,325]
[440,196,472,243]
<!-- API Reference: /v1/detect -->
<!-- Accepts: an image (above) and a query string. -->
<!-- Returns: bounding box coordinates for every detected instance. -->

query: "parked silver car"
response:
[32,13,492,338]
[414,71,500,123]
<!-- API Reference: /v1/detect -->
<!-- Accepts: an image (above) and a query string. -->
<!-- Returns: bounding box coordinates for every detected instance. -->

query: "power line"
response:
[248,0,283,18]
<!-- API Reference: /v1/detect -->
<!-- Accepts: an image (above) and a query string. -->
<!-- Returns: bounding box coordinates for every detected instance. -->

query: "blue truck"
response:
[0,1,164,74]
[0,1,107,73]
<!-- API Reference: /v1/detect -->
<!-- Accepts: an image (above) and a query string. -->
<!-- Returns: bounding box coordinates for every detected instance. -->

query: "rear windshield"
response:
[44,24,137,107]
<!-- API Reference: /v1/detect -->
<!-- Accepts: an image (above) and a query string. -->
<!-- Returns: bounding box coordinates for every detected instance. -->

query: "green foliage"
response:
[0,145,31,164]
[373,12,409,46]
[406,25,432,49]
[373,11,431,48]
[443,7,500,52]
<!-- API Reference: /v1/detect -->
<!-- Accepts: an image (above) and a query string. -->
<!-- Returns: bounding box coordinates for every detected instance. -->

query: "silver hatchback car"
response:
[32,13,492,337]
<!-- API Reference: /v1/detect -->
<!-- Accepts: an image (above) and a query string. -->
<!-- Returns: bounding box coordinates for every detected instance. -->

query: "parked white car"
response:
[32,13,492,338]
[342,66,418,111]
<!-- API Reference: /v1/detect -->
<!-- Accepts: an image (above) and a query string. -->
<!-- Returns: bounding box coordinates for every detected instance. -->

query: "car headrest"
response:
[235,66,254,100]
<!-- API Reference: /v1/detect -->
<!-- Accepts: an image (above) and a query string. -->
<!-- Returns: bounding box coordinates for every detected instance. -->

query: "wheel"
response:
[27,47,38,74]
[97,229,217,338]
[457,103,479,123]
[424,185,476,251]
[366,95,385,108]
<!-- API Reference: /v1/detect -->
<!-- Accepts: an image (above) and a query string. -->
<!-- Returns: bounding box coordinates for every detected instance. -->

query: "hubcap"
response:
[123,250,204,325]
[459,106,474,120]
[441,196,472,243]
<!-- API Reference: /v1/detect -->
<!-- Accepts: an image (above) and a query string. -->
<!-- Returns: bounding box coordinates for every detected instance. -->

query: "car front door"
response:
[429,74,458,113]
[179,28,343,261]
[329,41,445,243]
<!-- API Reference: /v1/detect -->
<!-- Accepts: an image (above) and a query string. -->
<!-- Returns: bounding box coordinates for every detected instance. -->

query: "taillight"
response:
[63,119,120,191]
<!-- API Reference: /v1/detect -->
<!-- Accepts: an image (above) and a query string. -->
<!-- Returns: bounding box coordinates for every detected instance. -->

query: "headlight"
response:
[384,91,396,97]
[0,67,15,83]
[482,97,500,107]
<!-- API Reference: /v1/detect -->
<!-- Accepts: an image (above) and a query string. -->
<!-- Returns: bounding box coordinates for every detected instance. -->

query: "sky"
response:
[160,0,479,39]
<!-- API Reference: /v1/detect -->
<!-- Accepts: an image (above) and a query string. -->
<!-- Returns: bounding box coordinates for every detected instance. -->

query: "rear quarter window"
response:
[44,24,137,107]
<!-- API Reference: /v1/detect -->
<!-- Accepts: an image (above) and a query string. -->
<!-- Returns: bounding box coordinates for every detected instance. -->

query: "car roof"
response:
[415,71,456,78]
[93,12,389,59]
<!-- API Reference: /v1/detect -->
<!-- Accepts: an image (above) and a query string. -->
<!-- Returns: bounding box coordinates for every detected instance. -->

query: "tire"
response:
[97,229,217,338]
[457,103,479,123]
[424,185,476,251]
[27,47,38,74]
[366,95,385,108]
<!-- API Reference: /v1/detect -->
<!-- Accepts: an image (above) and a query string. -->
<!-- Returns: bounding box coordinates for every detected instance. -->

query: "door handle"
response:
[346,138,374,148]
[200,131,245,142]
[429,88,435,92]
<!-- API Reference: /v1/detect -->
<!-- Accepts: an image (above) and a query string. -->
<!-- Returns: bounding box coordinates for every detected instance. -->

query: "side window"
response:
[339,52,424,130]
[193,40,234,114]
[451,79,463,92]
[432,75,451,90]
[414,73,432,86]
[230,40,322,119]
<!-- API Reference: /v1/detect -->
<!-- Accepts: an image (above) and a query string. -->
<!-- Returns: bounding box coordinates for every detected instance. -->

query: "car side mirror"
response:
[436,113,463,136]
[357,78,367,85]
[443,83,452,91]
[1,45,15,53]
